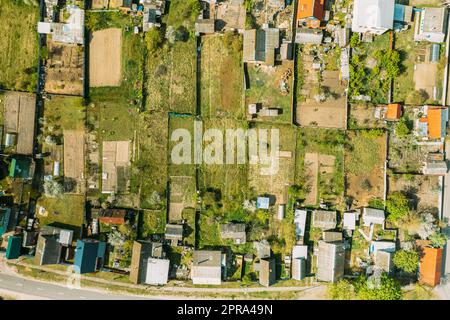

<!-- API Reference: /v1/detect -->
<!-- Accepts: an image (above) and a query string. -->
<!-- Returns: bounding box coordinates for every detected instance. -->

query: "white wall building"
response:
[351,0,395,35]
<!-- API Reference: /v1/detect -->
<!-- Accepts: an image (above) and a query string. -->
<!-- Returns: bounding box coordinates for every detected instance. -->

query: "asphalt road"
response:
[0,273,153,300]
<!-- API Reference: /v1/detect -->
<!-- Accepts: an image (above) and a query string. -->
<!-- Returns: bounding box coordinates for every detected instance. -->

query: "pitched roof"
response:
[297,0,325,21]
[312,210,337,230]
[386,103,402,120]
[427,107,447,139]
[192,250,222,285]
[352,0,395,32]
[420,246,443,287]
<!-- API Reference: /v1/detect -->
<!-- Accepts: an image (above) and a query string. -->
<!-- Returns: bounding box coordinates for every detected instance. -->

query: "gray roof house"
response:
[317,240,345,283]
[220,223,246,244]
[34,234,62,266]
[414,7,448,43]
[363,208,385,227]
[165,224,183,246]
[145,258,170,285]
[243,28,280,66]
[191,250,223,285]
[312,210,337,230]
[259,257,276,287]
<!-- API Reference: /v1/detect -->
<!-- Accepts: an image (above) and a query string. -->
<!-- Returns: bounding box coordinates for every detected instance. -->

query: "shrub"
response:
[386,192,410,222]
[393,249,419,273]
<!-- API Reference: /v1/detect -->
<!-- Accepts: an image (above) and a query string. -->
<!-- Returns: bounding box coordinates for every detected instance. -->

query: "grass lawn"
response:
[44,96,85,131]
[36,194,85,238]
[295,128,345,207]
[146,0,199,114]
[245,62,294,123]
[182,208,196,246]
[146,40,197,114]
[197,211,222,248]
[0,1,39,92]
[168,116,196,177]
[198,118,250,213]
[200,33,244,118]
[89,27,143,142]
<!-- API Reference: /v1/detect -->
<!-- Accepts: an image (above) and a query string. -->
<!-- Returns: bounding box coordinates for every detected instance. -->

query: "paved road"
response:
[0,273,153,300]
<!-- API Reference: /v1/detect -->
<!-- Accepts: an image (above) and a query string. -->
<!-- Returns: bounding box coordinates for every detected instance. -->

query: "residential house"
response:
[220,223,246,244]
[165,224,183,246]
[5,235,22,260]
[351,0,395,35]
[419,246,443,287]
[254,240,271,259]
[259,257,276,287]
[385,103,402,121]
[38,5,85,44]
[423,153,448,175]
[323,231,343,243]
[414,7,448,43]
[317,240,345,283]
[295,28,323,44]
[195,19,215,35]
[40,225,74,246]
[362,207,385,227]
[130,241,165,284]
[73,239,107,274]
[417,106,448,140]
[34,234,62,265]
[312,210,337,230]
[143,8,161,31]
[294,209,308,240]
[292,245,308,280]
[296,0,325,28]
[243,28,280,66]
[145,258,170,285]
[191,250,223,285]
[343,211,357,231]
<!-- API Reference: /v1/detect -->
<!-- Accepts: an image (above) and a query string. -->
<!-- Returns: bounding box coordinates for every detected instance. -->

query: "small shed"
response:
[363,207,385,227]
[277,204,285,220]
[165,224,183,246]
[419,246,443,287]
[256,197,270,209]
[220,223,246,244]
[6,235,22,260]
[369,241,396,254]
[294,209,307,238]
[343,211,357,230]
[386,103,402,121]
[312,210,337,230]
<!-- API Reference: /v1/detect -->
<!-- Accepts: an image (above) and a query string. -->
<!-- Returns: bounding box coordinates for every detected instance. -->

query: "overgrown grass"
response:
[0,0,39,91]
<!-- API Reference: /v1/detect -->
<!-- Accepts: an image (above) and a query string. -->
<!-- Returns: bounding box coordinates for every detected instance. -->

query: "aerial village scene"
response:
[0,0,450,301]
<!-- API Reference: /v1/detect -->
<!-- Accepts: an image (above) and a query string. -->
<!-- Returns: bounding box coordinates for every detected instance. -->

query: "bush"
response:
[328,280,355,300]
[355,274,402,300]
[386,192,410,222]
[393,249,419,273]
[406,90,428,105]
[429,232,447,248]
[396,117,412,137]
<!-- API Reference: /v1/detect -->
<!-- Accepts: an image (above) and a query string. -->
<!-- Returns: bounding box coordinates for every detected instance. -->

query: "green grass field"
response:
[0,1,39,91]
[200,34,244,118]
[44,96,85,131]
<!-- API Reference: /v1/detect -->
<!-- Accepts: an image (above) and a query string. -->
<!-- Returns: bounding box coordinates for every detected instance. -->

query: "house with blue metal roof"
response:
[73,239,106,274]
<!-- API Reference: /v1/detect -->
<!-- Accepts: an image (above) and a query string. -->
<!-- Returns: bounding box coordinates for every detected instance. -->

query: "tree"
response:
[146,28,163,54]
[350,33,360,48]
[386,192,410,222]
[429,232,447,248]
[355,274,402,300]
[406,90,428,105]
[328,279,355,300]
[108,229,126,247]
[393,249,419,273]
[43,179,64,198]
[396,117,412,137]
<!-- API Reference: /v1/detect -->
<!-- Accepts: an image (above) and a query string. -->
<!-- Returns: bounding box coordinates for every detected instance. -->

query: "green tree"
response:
[396,117,412,137]
[429,232,447,248]
[146,28,164,55]
[355,275,402,300]
[328,279,355,300]
[393,249,419,273]
[386,192,410,221]
[350,33,360,48]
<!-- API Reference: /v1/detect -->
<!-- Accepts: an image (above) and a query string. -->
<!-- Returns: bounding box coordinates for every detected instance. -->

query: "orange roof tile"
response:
[386,103,402,120]
[427,107,444,139]
[297,0,325,21]
[420,247,442,287]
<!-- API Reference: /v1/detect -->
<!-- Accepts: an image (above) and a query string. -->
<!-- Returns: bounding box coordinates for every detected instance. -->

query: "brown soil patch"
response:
[89,28,122,87]
[3,92,36,155]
